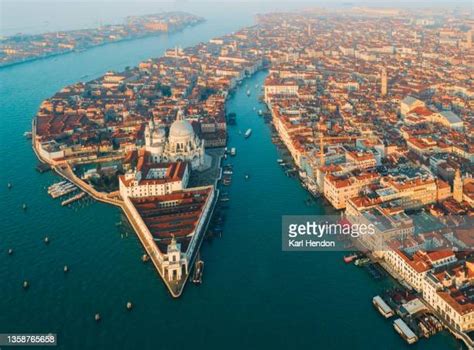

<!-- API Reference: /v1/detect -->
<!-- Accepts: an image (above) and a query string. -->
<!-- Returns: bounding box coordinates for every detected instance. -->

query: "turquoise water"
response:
[0,10,461,350]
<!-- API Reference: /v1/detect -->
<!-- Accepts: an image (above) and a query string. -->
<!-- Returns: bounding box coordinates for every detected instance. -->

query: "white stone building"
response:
[144,109,211,171]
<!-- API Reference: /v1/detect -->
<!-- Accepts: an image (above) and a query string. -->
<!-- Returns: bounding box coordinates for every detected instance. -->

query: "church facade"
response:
[144,109,211,171]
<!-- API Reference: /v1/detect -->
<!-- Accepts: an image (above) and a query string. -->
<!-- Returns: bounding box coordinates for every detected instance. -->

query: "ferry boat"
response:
[244,129,252,138]
[372,296,394,318]
[393,319,418,344]
[230,148,236,156]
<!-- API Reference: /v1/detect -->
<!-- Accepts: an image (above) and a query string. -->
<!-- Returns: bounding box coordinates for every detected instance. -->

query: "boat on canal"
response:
[343,253,358,264]
[354,257,370,267]
[192,259,204,284]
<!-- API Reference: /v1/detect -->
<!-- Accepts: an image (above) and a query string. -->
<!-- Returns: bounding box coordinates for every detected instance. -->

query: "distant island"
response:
[0,12,205,68]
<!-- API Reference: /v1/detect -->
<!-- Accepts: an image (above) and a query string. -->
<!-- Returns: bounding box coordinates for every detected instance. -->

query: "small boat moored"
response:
[354,257,370,266]
[192,259,204,284]
[343,253,358,264]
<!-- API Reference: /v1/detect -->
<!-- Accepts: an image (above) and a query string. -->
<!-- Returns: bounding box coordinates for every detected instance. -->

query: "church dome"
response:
[152,127,165,139]
[169,119,194,139]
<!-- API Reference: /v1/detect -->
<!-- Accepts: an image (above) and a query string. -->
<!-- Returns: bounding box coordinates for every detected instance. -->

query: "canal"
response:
[0,8,460,350]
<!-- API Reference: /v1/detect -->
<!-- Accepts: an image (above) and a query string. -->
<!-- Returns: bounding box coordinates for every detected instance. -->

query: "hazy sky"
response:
[1,0,472,36]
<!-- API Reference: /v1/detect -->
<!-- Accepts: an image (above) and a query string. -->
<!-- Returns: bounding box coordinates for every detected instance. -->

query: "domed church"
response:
[144,109,211,171]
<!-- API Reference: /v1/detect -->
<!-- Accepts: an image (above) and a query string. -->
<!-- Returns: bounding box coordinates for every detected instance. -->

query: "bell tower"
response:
[453,168,463,203]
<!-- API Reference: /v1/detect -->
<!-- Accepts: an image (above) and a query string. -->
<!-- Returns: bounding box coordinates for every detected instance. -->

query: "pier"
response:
[61,192,86,206]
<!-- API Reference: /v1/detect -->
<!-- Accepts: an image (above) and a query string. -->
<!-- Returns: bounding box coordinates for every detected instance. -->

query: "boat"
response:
[244,129,252,138]
[192,259,204,284]
[372,296,394,318]
[246,89,251,96]
[393,319,418,344]
[354,257,370,266]
[47,181,67,193]
[277,159,284,163]
[230,148,236,156]
[343,253,358,264]
[223,170,233,175]
[307,183,321,197]
[50,184,77,198]
[258,109,263,116]
[23,131,32,139]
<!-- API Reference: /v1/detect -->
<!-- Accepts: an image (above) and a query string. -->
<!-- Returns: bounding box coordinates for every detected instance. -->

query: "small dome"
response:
[152,127,165,139]
[169,119,194,138]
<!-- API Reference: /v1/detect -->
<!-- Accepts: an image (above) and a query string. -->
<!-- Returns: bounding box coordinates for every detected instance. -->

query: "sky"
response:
[1,0,472,36]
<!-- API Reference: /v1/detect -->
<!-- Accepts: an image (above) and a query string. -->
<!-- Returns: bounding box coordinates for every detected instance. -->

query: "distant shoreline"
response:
[0,26,196,70]
[0,14,205,69]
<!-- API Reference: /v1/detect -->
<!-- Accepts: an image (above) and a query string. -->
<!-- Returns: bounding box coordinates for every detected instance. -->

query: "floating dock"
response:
[393,318,418,344]
[373,296,394,318]
[61,192,86,206]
